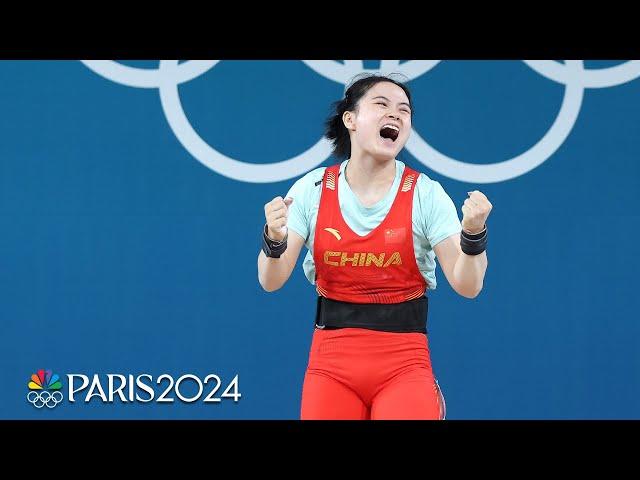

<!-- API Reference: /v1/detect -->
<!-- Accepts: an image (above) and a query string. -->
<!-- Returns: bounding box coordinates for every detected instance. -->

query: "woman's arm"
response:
[258,229,305,292]
[434,234,487,298]
[433,190,492,298]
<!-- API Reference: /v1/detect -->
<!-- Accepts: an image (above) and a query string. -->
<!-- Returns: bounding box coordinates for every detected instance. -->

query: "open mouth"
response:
[380,124,400,142]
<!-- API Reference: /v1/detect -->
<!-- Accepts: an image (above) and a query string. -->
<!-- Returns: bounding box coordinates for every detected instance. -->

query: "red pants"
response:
[301,327,445,420]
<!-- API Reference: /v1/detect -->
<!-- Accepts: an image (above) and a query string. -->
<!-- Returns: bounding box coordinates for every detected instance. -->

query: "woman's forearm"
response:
[453,250,488,298]
[257,248,296,292]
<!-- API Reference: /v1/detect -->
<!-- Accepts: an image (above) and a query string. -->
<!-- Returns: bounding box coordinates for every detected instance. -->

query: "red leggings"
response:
[301,327,445,420]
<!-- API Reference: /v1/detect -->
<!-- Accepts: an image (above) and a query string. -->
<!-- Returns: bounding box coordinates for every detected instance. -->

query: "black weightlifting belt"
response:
[314,295,428,334]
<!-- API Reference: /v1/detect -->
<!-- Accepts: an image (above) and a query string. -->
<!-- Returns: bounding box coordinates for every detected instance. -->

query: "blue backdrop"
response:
[2,60,639,419]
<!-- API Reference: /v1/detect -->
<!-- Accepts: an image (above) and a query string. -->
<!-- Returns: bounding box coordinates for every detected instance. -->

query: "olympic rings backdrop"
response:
[2,60,639,419]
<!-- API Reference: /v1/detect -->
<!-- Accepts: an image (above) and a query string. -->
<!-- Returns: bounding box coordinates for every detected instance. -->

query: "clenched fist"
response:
[461,190,492,234]
[264,196,294,242]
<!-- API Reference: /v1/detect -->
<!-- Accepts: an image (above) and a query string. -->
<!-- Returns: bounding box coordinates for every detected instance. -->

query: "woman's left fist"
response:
[461,190,492,234]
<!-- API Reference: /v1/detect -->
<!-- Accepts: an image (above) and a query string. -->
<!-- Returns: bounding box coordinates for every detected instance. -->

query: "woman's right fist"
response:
[264,196,293,242]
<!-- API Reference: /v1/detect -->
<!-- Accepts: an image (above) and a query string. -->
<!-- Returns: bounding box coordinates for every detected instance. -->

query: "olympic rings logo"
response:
[27,369,64,409]
[81,60,640,184]
[27,390,63,409]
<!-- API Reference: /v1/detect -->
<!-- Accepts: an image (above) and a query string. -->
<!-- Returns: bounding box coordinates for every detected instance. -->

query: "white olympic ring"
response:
[27,390,64,409]
[81,60,640,184]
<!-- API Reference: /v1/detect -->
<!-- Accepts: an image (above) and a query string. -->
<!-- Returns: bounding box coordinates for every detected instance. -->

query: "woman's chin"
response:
[371,145,399,161]
[357,142,400,162]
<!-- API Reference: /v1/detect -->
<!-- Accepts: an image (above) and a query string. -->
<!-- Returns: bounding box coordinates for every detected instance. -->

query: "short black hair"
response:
[324,73,413,160]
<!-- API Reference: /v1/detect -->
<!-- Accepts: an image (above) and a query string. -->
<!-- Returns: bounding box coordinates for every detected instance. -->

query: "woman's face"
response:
[345,81,412,161]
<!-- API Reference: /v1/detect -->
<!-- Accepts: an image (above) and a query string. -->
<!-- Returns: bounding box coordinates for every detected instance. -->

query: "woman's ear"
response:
[342,110,355,131]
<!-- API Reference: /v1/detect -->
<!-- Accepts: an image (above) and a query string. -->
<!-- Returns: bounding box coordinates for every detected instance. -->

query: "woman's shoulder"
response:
[405,164,454,209]
[285,165,329,204]
[292,165,328,191]
[402,163,439,194]
[290,160,350,192]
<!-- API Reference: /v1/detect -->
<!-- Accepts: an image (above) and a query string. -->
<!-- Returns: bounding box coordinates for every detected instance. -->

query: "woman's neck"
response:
[344,154,397,207]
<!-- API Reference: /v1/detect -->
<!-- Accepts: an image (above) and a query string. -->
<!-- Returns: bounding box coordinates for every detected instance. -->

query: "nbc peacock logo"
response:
[27,369,64,409]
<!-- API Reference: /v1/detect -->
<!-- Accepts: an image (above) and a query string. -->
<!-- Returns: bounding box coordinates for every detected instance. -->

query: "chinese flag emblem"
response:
[384,227,406,244]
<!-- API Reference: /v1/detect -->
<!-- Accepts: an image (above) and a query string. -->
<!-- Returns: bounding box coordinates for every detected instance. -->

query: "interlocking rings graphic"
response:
[27,390,63,409]
[81,60,640,184]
